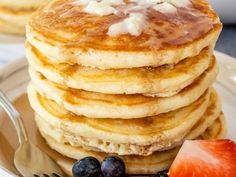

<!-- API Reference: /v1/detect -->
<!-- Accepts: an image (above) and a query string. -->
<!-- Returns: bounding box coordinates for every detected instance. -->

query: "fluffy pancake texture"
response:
[29,59,218,119]
[28,84,223,156]
[35,114,226,176]
[33,89,221,156]
[27,44,215,96]
[26,0,222,69]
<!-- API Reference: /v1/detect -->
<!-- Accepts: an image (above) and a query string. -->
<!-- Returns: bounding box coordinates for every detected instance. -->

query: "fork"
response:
[0,90,65,177]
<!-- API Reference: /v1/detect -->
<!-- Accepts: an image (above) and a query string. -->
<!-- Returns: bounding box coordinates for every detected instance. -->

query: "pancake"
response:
[28,83,214,155]
[198,113,227,140]
[163,94,222,150]
[27,43,215,96]
[29,58,217,119]
[186,98,222,140]
[35,115,226,176]
[0,6,34,35]
[34,91,221,155]
[32,88,221,156]
[26,0,222,69]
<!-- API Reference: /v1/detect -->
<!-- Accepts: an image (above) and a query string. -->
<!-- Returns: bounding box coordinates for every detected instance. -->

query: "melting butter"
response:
[153,2,177,14]
[73,0,124,6]
[107,13,146,36]
[72,0,96,6]
[84,1,116,16]
[72,0,191,36]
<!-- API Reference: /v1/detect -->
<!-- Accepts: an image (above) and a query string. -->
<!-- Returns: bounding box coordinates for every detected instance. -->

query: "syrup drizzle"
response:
[31,0,218,51]
[71,0,192,36]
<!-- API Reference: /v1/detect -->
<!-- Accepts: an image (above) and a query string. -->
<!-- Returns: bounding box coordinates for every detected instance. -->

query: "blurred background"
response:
[209,0,236,58]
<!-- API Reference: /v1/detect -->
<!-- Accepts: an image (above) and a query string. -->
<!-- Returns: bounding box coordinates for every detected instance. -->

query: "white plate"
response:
[0,52,235,177]
[0,34,25,69]
[0,34,25,45]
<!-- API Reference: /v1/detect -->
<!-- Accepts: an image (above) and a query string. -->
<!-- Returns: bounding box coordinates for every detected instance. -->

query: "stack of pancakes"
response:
[26,0,226,175]
[0,0,50,35]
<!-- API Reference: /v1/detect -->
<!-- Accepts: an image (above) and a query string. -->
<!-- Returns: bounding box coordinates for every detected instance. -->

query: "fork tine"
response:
[33,174,61,177]
[43,174,50,177]
[52,173,61,177]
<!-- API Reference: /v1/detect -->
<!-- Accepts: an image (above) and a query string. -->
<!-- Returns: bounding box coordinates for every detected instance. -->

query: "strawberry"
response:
[169,140,236,177]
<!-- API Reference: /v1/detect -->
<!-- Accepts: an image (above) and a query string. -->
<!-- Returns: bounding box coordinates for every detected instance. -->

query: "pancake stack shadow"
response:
[26,0,226,176]
[0,0,50,35]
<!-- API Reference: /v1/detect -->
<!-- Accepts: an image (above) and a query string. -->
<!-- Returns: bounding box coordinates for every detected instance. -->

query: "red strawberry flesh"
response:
[169,140,236,177]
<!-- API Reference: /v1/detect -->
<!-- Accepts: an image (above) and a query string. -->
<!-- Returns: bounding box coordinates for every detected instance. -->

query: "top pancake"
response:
[27,0,222,69]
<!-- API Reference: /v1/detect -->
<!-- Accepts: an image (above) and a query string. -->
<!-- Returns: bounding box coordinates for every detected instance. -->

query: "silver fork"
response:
[0,90,65,177]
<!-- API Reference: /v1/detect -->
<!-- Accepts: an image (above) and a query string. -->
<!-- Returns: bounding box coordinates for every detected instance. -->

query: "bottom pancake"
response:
[35,114,226,176]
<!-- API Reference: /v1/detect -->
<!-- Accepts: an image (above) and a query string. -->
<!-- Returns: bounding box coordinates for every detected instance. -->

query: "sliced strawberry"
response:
[169,140,236,177]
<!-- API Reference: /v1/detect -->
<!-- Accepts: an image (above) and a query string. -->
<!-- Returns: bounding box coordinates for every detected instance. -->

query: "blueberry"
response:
[150,170,169,177]
[101,156,125,177]
[72,157,101,177]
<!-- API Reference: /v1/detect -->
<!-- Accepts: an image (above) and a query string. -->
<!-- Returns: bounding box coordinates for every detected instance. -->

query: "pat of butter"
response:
[72,0,96,6]
[167,0,191,7]
[84,1,115,16]
[108,13,146,36]
[153,2,177,14]
[74,0,124,6]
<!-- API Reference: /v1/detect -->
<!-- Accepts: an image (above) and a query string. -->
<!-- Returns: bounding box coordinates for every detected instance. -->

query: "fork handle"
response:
[0,90,28,144]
